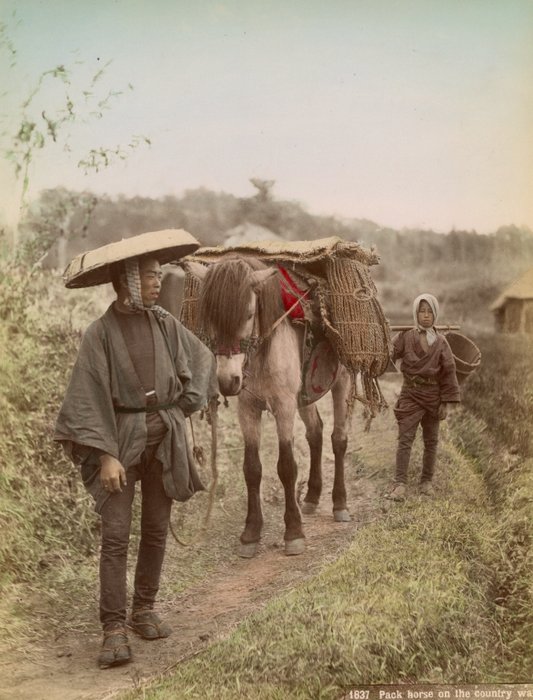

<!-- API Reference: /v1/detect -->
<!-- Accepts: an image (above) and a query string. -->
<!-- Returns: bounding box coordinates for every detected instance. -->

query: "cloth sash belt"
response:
[403,374,439,388]
[114,401,180,413]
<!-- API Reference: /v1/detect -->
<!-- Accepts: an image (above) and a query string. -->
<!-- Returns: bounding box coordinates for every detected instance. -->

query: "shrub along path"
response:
[0,375,520,699]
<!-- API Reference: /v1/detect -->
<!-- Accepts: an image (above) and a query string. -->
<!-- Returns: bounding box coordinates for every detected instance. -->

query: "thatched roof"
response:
[223,221,284,247]
[490,267,533,311]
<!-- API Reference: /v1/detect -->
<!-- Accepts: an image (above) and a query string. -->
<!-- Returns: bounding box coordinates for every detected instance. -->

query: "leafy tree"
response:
[0,17,150,254]
[18,188,97,269]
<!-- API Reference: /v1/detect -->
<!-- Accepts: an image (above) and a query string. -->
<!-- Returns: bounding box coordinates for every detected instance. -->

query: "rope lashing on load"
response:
[179,238,393,419]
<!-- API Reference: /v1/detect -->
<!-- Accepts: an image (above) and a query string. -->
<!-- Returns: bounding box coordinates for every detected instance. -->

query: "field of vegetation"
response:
[0,210,532,696]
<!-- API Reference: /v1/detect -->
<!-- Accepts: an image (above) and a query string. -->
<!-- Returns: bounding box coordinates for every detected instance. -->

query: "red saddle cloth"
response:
[277,265,338,405]
[278,265,306,320]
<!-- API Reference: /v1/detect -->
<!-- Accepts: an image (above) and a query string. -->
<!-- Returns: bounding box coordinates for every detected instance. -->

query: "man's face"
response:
[139,257,163,307]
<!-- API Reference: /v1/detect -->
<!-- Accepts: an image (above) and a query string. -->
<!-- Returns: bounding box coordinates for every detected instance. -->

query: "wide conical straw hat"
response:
[63,229,200,288]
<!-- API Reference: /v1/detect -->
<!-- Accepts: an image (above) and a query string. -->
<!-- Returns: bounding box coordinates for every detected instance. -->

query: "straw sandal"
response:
[129,609,172,640]
[98,627,131,669]
[419,481,435,497]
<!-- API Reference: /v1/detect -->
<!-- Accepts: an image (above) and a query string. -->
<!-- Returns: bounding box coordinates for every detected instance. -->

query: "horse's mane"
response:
[198,255,284,348]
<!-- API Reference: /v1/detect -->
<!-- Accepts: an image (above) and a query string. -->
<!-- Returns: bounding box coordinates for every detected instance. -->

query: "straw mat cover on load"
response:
[192,236,380,270]
[63,229,200,288]
[182,237,391,413]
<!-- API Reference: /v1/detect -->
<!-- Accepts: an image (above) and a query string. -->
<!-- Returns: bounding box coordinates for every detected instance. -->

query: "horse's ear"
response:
[251,267,277,289]
[183,261,209,281]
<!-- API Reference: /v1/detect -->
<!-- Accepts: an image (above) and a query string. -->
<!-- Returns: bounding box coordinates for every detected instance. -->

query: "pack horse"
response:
[185,255,353,558]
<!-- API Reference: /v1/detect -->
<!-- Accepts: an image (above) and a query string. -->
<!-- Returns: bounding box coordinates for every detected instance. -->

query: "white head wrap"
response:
[124,258,169,320]
[413,293,439,346]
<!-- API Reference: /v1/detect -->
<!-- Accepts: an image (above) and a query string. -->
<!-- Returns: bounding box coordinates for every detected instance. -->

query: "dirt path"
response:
[0,378,401,700]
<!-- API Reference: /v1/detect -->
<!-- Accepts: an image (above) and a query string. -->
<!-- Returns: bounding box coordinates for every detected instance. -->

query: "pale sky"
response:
[0,0,532,233]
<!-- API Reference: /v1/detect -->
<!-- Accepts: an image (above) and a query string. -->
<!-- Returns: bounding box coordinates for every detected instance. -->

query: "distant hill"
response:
[19,187,533,332]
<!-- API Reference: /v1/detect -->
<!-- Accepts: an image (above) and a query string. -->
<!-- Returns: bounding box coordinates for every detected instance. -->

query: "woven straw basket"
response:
[444,331,481,385]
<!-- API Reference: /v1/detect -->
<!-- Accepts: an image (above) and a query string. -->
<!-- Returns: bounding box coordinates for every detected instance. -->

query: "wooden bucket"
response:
[444,331,481,385]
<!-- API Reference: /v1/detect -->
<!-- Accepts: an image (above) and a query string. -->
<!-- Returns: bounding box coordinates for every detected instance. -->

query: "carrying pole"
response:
[389,324,461,332]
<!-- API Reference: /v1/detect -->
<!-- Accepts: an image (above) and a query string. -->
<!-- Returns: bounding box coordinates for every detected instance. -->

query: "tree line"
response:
[6,184,532,330]
[14,185,531,273]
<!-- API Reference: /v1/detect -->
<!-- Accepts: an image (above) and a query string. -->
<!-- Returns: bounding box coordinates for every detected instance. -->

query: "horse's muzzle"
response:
[218,374,243,396]
[216,353,246,396]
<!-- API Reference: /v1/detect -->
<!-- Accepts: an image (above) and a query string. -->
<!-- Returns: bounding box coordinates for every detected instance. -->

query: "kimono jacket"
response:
[392,328,460,432]
[54,304,218,513]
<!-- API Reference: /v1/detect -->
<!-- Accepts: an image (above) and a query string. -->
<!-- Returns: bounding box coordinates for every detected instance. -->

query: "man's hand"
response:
[100,454,127,493]
[438,402,448,421]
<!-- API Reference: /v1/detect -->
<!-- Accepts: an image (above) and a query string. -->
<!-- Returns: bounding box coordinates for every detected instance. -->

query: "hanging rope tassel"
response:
[169,396,219,547]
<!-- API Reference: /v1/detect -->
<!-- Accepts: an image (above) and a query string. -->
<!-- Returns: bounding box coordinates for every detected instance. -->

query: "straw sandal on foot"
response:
[419,481,434,497]
[98,627,131,669]
[129,609,172,640]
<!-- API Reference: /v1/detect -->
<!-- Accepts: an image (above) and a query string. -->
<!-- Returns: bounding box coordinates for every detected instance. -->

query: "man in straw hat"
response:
[54,230,218,669]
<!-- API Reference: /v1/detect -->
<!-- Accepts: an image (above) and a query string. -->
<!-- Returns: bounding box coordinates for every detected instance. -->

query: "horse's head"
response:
[185,257,279,396]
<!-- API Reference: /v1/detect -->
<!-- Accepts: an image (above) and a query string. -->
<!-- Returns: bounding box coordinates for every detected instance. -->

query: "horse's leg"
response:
[330,366,352,522]
[237,397,264,558]
[273,400,306,556]
[298,403,323,515]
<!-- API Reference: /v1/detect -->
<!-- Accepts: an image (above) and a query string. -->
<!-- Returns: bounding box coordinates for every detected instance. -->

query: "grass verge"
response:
[0,266,114,645]
[449,410,533,682]
[450,332,533,679]
[461,333,533,456]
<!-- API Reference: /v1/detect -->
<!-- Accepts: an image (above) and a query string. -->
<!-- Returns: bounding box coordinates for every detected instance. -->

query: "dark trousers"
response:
[395,412,440,484]
[99,445,172,630]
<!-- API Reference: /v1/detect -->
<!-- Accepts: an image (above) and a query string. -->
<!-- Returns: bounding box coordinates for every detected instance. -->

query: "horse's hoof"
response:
[239,542,259,558]
[285,538,305,556]
[333,509,351,522]
[301,501,318,515]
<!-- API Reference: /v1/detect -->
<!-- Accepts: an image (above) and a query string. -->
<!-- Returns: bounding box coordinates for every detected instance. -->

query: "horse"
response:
[185,255,353,558]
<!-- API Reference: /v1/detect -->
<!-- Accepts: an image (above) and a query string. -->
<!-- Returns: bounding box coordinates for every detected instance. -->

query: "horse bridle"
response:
[211,336,259,359]
[208,287,312,407]
[205,318,262,406]
[210,286,311,359]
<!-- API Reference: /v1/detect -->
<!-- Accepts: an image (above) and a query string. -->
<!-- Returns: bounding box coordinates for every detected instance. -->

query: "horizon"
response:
[10,182,533,238]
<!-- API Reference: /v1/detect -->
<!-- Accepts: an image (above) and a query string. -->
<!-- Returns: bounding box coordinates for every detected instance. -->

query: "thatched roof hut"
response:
[223,221,284,247]
[490,268,533,333]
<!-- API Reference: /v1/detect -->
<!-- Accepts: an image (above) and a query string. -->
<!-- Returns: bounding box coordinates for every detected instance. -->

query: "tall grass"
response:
[449,334,533,679]
[460,333,533,456]
[450,414,533,679]
[0,261,114,641]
